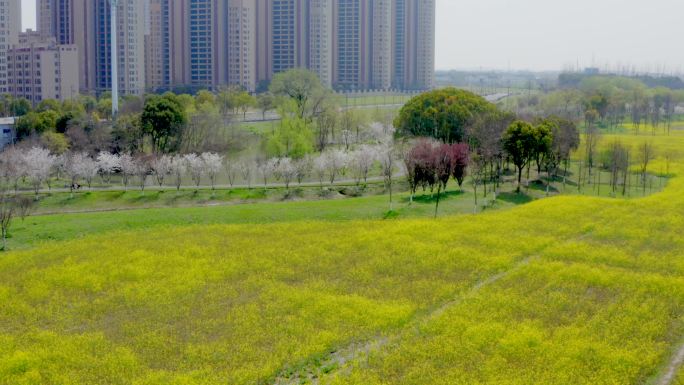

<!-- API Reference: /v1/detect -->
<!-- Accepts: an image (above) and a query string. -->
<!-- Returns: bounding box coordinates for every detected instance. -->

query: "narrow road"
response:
[655,341,684,385]
[21,175,398,195]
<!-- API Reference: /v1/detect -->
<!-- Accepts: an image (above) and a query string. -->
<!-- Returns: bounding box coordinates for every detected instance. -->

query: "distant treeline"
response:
[559,73,684,90]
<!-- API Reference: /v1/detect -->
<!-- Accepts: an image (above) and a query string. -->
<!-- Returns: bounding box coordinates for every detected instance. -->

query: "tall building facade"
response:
[36,0,435,95]
[146,0,171,91]
[370,0,392,90]
[167,0,230,90]
[38,0,74,43]
[6,33,79,102]
[226,0,256,91]
[255,0,307,85]
[392,0,435,90]
[333,0,365,90]
[37,0,55,38]
[0,0,21,94]
[333,0,395,91]
[94,0,146,95]
[308,0,334,88]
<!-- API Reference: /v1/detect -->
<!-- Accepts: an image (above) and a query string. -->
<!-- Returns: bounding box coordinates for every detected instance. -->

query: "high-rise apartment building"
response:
[37,0,55,38]
[38,0,73,43]
[71,0,97,94]
[414,0,436,90]
[94,0,146,95]
[370,0,392,90]
[146,0,171,91]
[168,0,229,90]
[6,33,79,102]
[308,0,334,88]
[392,0,435,90]
[0,0,21,94]
[333,0,368,90]
[36,0,435,95]
[333,0,393,90]
[255,0,307,85]
[188,0,222,87]
[227,0,256,91]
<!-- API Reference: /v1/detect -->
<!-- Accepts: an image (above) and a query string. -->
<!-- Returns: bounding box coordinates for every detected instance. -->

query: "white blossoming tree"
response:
[201,152,224,191]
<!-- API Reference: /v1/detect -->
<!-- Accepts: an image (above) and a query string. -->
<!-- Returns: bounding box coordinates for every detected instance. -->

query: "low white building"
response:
[0,117,16,150]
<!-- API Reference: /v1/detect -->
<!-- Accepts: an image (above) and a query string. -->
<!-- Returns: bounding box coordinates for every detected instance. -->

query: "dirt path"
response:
[271,255,537,385]
[655,341,684,385]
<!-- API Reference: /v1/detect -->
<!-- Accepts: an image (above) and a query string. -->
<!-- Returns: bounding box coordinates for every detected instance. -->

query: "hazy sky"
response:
[19,0,684,72]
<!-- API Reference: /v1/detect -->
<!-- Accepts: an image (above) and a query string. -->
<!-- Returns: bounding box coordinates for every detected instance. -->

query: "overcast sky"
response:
[19,0,684,73]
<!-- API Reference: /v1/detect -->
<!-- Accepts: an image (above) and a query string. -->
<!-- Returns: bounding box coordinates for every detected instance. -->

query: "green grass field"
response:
[8,185,531,250]
[2,131,684,384]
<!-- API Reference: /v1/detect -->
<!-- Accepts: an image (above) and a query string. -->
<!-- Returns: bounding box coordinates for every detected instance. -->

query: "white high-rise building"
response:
[309,0,334,88]
[371,0,392,90]
[227,0,256,91]
[95,0,146,95]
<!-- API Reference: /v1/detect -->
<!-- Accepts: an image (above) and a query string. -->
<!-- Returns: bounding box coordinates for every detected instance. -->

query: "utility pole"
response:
[110,0,119,118]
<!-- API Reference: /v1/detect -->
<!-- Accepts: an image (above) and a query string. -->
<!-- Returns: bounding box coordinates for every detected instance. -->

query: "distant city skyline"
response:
[19,0,434,95]
[19,0,684,73]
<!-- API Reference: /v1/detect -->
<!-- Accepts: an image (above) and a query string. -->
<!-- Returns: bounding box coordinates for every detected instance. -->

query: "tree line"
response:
[396,87,660,216]
[514,75,684,135]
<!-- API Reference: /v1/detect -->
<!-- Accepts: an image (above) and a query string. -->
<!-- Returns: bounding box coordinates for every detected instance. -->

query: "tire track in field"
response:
[271,255,538,385]
[655,340,684,385]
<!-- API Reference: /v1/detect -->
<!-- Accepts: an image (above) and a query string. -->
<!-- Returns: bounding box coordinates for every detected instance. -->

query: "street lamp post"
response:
[110,0,119,118]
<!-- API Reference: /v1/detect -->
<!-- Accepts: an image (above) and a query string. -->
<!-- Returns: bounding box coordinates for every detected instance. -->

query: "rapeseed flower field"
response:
[1,131,684,384]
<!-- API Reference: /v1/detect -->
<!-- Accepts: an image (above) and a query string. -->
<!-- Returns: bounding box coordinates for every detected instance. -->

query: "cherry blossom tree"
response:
[24,147,56,195]
[151,154,172,188]
[184,153,204,188]
[80,156,100,190]
[64,152,89,194]
[133,156,150,193]
[323,149,348,185]
[351,145,377,185]
[276,157,296,191]
[97,152,121,184]
[201,152,224,191]
[258,159,278,188]
[170,155,186,192]
[119,154,136,191]
[294,156,312,185]
[0,148,27,193]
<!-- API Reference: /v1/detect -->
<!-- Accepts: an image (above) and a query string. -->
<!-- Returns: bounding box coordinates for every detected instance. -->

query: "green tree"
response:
[141,94,187,153]
[503,120,537,192]
[546,116,580,183]
[41,132,70,155]
[9,97,31,116]
[235,91,256,120]
[269,68,325,120]
[97,98,113,120]
[532,120,554,174]
[36,99,62,113]
[395,88,495,143]
[15,111,60,138]
[195,90,216,109]
[257,92,275,120]
[266,117,314,159]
